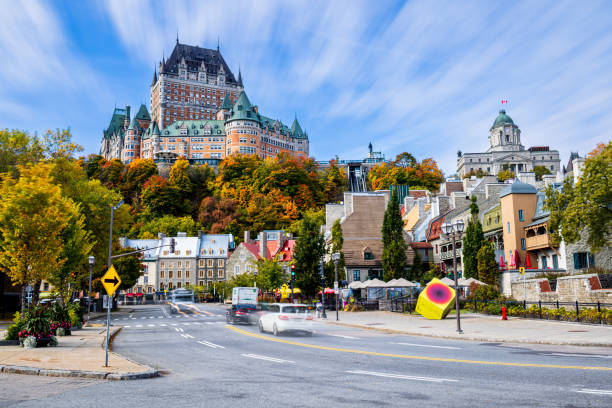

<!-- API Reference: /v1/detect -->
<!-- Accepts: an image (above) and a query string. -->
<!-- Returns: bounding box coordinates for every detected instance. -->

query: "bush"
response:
[467,284,500,301]
[4,311,25,340]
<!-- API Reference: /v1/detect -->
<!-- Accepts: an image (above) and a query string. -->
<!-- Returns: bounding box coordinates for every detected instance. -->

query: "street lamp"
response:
[319,261,327,319]
[88,255,95,322]
[332,252,341,321]
[441,219,464,334]
[253,270,258,288]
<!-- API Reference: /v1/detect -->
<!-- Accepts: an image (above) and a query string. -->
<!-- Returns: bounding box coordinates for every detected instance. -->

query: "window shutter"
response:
[573,253,579,269]
[588,253,595,268]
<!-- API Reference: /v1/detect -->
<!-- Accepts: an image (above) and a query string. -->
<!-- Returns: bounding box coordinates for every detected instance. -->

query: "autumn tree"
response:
[545,142,611,251]
[497,169,515,182]
[168,158,194,215]
[382,188,407,280]
[0,129,44,175]
[42,128,83,160]
[292,214,325,299]
[140,175,183,218]
[198,197,240,235]
[188,164,215,217]
[368,153,444,191]
[477,241,498,286]
[134,215,202,239]
[0,164,76,310]
[533,165,552,181]
[463,196,485,279]
[121,158,158,206]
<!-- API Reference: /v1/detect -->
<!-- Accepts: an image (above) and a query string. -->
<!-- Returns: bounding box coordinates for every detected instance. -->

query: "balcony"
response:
[440,248,462,261]
[525,234,552,250]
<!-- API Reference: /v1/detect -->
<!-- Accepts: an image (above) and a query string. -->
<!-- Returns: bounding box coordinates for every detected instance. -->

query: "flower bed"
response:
[468,302,612,324]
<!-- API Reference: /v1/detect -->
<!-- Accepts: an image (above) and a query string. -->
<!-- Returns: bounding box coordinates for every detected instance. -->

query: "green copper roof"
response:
[291,116,307,139]
[104,108,127,139]
[228,91,260,123]
[159,119,226,137]
[128,117,141,131]
[135,104,151,121]
[220,95,233,110]
[491,109,514,129]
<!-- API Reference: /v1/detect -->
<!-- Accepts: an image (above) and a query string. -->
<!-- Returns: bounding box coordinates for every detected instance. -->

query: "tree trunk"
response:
[32,280,41,306]
[20,285,27,312]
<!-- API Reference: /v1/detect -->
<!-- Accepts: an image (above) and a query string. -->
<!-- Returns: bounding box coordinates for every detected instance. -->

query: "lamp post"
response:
[88,256,95,322]
[332,252,341,321]
[319,261,327,319]
[441,219,465,334]
[105,200,123,367]
[253,270,258,288]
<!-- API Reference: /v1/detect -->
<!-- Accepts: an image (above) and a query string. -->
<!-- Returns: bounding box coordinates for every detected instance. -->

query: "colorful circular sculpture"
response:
[415,278,456,319]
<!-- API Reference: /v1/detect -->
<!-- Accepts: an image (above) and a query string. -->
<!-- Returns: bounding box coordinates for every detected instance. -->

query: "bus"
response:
[169,289,195,314]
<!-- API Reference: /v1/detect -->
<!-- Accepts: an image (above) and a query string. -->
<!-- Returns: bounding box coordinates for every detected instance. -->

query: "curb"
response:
[0,326,161,380]
[0,364,159,380]
[325,321,612,347]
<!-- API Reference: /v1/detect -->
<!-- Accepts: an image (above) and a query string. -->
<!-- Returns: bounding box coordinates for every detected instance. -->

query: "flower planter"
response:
[19,336,53,347]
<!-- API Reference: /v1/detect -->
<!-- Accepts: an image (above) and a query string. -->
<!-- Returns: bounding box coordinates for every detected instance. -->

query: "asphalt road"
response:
[2,303,611,407]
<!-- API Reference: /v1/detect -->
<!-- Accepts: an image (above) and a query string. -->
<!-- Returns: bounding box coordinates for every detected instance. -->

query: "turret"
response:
[124,105,131,129]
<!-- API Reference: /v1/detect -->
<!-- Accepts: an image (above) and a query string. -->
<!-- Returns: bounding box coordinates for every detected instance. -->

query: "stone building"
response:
[225,231,295,279]
[324,191,415,284]
[121,232,234,293]
[457,109,561,177]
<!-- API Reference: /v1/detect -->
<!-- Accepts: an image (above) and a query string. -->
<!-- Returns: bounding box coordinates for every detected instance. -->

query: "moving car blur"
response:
[168,289,196,314]
[258,303,313,336]
[226,304,259,324]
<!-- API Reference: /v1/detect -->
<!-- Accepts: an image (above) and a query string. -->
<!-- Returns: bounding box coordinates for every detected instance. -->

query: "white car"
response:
[258,303,313,336]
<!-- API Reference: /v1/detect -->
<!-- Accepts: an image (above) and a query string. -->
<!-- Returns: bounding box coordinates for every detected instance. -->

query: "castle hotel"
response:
[101,40,309,166]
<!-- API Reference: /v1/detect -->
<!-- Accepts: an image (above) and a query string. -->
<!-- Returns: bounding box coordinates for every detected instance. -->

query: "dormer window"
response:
[364,252,374,260]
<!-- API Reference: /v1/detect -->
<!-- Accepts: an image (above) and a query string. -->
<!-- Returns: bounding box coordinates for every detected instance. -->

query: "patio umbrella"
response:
[514,249,521,267]
[457,277,469,287]
[439,277,456,286]
[317,288,336,295]
[363,278,386,288]
[525,253,532,269]
[348,281,362,289]
[499,256,506,270]
[464,277,487,286]
[390,278,417,287]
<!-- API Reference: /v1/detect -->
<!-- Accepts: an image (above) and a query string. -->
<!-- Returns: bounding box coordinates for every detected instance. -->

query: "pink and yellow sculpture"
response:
[415,278,456,320]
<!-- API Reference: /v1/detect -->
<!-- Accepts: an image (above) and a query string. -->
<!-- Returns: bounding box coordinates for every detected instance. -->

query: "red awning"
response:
[126,293,134,297]
[135,293,143,297]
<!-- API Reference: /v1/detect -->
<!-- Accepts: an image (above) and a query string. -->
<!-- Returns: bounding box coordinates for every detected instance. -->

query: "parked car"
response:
[226,304,259,325]
[258,303,313,336]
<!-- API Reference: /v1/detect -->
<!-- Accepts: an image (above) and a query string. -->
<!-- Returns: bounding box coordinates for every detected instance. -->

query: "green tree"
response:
[382,188,407,280]
[476,241,498,286]
[329,219,346,280]
[140,175,182,218]
[0,129,44,175]
[545,142,611,251]
[409,250,423,282]
[168,158,194,215]
[533,165,552,181]
[292,214,325,298]
[113,247,145,290]
[0,164,74,310]
[420,263,443,286]
[255,258,284,291]
[462,196,484,279]
[134,215,202,239]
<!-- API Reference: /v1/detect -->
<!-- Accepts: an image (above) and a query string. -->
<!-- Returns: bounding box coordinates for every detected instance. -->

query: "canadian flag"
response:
[501,99,508,104]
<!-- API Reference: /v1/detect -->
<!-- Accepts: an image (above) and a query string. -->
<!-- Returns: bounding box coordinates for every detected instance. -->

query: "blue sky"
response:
[1,0,611,174]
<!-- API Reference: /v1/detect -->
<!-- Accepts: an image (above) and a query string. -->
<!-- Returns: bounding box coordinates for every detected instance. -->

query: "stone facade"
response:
[510,274,612,303]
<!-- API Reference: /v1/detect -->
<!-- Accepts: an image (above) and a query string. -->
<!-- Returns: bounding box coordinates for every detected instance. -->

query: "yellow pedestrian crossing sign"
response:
[519,267,525,275]
[101,265,121,296]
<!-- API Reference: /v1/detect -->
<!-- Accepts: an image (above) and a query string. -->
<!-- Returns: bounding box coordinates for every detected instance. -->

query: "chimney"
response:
[278,231,286,249]
[124,105,131,129]
[244,230,250,243]
[259,231,267,259]
[177,232,187,237]
[158,232,165,240]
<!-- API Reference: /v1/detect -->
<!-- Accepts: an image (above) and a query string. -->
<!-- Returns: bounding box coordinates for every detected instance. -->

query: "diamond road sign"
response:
[101,265,121,296]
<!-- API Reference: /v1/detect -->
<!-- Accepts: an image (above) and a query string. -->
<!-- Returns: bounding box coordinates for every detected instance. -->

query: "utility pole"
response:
[88,256,95,322]
[332,252,341,321]
[105,200,123,367]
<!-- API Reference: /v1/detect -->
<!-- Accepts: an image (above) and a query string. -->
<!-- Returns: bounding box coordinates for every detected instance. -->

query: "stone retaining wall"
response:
[510,273,612,303]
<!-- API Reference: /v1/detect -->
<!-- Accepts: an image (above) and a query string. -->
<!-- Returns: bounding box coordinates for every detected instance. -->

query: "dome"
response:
[500,179,537,198]
[492,109,514,129]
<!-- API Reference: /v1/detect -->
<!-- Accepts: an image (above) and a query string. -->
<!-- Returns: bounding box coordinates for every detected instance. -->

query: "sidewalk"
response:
[0,326,158,379]
[324,311,612,347]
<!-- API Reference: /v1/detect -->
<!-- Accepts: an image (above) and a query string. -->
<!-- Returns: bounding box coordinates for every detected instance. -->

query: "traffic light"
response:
[169,238,176,253]
[291,264,295,278]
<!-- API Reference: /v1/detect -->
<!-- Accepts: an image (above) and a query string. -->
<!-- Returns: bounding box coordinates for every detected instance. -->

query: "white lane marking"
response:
[129,314,134,318]
[183,323,191,326]
[136,324,142,328]
[158,316,164,319]
[184,334,194,339]
[174,328,179,332]
[241,354,295,364]
[328,334,359,339]
[178,328,184,332]
[180,333,189,338]
[347,370,458,383]
[575,389,612,395]
[141,317,147,320]
[160,324,167,327]
[392,342,461,350]
[122,318,128,320]
[124,325,131,328]
[198,340,225,349]
[147,324,155,327]
[149,316,155,319]
[131,318,136,320]
[171,323,178,326]
[548,353,612,359]
[205,322,213,325]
